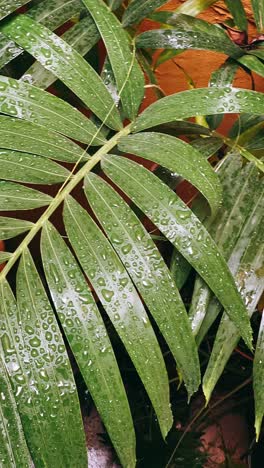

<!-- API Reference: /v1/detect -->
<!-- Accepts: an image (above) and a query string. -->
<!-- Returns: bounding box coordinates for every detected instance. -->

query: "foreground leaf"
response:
[0,257,88,467]
[0,252,11,263]
[0,75,105,145]
[119,132,222,214]
[64,195,173,438]
[238,54,264,77]
[2,15,122,130]
[41,221,136,467]
[0,217,33,240]
[0,353,31,467]
[0,150,70,184]
[21,15,100,90]
[224,0,247,31]
[0,116,87,162]
[133,87,264,132]
[83,0,145,120]
[0,182,52,211]
[102,155,253,349]
[84,173,200,397]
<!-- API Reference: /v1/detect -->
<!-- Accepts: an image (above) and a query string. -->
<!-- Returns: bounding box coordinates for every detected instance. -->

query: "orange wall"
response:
[142,0,263,110]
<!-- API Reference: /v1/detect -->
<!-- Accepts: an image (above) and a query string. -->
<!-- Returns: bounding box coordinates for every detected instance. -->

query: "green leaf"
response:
[63,195,173,438]
[254,300,264,439]
[0,75,105,145]
[82,0,145,120]
[238,54,264,77]
[122,0,169,27]
[102,154,253,349]
[0,150,70,184]
[0,251,88,467]
[0,217,33,240]
[202,185,264,403]
[190,154,262,337]
[84,172,200,397]
[136,15,242,58]
[0,181,52,211]
[132,87,264,132]
[119,132,222,214]
[170,249,192,290]
[229,113,264,139]
[251,0,264,32]
[21,15,100,90]
[0,251,12,263]
[41,221,136,467]
[176,0,218,16]
[27,0,83,29]
[224,0,247,31]
[1,15,122,131]
[0,116,88,162]
[207,59,239,129]
[0,0,84,72]
[0,353,31,467]
[0,0,31,20]
[0,32,22,69]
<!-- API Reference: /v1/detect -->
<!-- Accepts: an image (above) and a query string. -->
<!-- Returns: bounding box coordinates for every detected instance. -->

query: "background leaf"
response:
[0,182,52,211]
[122,0,169,27]
[251,0,264,31]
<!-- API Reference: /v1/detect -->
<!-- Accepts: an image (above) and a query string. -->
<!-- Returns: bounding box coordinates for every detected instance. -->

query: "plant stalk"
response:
[0,124,132,280]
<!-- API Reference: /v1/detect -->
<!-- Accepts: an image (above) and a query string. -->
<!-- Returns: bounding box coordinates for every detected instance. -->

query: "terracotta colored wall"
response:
[142,0,263,112]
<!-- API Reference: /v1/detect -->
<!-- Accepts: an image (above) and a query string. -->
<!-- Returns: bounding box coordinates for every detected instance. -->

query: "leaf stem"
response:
[0,124,132,280]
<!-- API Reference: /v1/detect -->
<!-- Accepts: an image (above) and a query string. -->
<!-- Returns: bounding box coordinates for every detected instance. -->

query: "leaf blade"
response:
[1,15,122,130]
[102,154,253,349]
[0,182,52,211]
[133,87,264,132]
[41,221,136,467]
[122,0,169,27]
[0,217,33,240]
[63,195,173,438]
[119,132,222,214]
[84,172,200,397]
[82,0,145,120]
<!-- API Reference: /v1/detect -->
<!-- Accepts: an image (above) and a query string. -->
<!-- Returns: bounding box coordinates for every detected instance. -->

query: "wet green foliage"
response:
[0,0,263,466]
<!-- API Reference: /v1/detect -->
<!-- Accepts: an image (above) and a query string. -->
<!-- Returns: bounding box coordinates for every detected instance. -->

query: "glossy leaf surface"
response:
[84,172,200,397]
[27,0,83,29]
[0,252,88,467]
[0,150,69,184]
[119,132,222,214]
[102,155,253,349]
[41,221,136,467]
[2,15,122,130]
[238,54,264,77]
[0,116,88,162]
[63,195,173,438]
[0,75,105,145]
[21,16,100,90]
[0,217,33,240]
[0,182,52,211]
[83,0,145,120]
[133,87,264,132]
[0,0,30,20]
[0,353,31,467]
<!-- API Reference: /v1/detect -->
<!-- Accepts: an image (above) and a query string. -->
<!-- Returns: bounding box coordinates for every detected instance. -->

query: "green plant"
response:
[0,0,263,466]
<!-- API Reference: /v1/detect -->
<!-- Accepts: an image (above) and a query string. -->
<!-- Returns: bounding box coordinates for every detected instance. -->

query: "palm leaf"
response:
[1,15,122,130]
[82,0,145,120]
[101,154,253,349]
[41,221,136,467]
[0,76,105,144]
[63,195,173,438]
[84,172,200,397]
